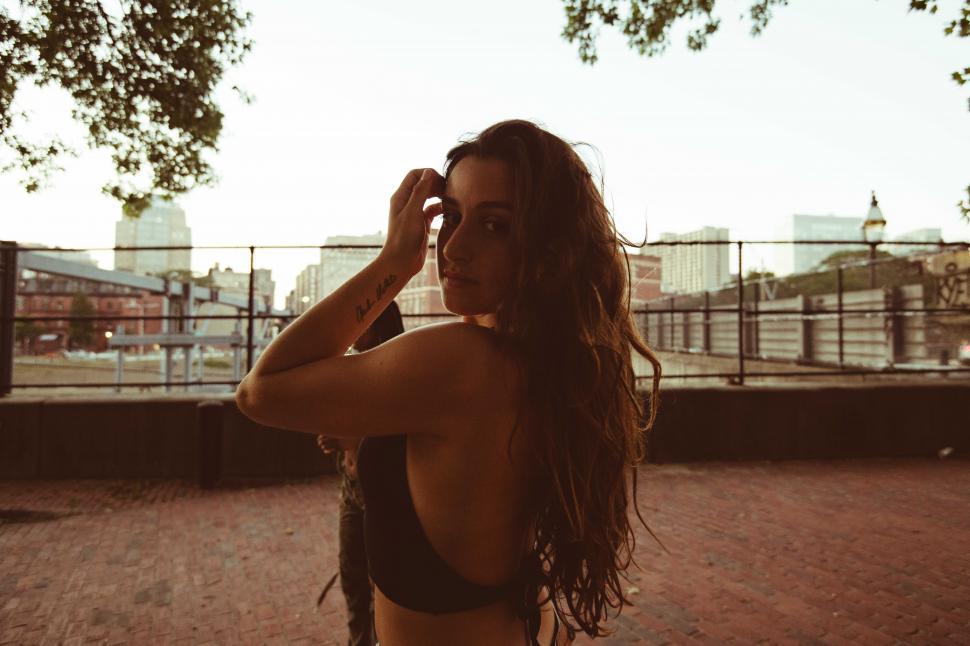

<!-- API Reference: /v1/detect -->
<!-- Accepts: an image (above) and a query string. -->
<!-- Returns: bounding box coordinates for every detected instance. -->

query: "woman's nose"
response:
[443,224,473,263]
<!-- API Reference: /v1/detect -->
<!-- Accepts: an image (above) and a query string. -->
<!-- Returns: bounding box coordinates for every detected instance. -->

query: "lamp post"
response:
[862,191,887,289]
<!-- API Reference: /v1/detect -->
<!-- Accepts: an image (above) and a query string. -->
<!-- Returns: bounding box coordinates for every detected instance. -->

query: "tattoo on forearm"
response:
[355,274,397,322]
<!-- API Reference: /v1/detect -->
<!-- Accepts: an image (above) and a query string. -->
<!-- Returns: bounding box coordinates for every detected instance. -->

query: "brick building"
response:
[16,275,166,354]
[627,252,662,307]
[397,235,450,330]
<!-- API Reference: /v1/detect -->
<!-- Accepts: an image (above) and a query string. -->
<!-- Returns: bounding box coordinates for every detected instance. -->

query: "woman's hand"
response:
[381,168,445,277]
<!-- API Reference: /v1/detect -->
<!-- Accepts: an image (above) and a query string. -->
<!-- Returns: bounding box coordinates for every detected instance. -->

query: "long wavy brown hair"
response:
[444,120,662,639]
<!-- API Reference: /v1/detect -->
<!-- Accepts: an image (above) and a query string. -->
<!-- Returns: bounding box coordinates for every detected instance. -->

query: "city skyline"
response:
[3,0,968,305]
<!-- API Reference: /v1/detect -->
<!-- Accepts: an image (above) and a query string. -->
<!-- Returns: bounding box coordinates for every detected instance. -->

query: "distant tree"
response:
[151,268,213,288]
[0,0,252,217]
[68,292,95,348]
[816,249,894,272]
[745,269,776,280]
[14,319,41,352]
[561,0,970,221]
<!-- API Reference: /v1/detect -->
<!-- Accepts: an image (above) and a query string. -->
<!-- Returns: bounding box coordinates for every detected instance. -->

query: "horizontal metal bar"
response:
[107,334,243,347]
[13,240,969,252]
[636,366,970,380]
[9,312,460,323]
[634,307,970,315]
[10,380,241,389]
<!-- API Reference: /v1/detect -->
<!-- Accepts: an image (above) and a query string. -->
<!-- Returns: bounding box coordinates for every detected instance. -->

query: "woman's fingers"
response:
[390,168,427,214]
[424,201,444,219]
[403,169,444,213]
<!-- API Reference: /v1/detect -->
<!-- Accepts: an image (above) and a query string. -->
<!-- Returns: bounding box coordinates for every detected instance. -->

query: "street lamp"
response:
[862,191,887,288]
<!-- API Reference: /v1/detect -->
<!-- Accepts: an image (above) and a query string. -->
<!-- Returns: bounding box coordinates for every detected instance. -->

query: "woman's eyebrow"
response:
[441,196,513,212]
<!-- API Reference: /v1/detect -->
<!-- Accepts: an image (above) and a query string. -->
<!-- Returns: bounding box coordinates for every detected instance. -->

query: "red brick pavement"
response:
[1,459,968,645]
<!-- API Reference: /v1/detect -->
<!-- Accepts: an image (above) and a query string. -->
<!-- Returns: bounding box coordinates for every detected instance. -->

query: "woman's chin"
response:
[441,294,495,319]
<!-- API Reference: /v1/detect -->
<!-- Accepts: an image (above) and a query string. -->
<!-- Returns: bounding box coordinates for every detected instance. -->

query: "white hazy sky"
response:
[3,0,969,305]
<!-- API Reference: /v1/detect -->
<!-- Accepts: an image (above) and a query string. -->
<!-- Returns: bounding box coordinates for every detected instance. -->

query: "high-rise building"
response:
[891,228,943,257]
[657,227,729,294]
[775,214,865,276]
[291,263,321,314]
[113,197,192,276]
[320,233,385,298]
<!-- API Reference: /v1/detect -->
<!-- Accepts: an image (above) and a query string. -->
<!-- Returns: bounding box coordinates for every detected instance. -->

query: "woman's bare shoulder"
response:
[408,322,522,386]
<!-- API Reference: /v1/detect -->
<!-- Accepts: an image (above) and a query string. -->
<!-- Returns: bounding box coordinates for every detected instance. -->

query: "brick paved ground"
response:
[1,459,968,645]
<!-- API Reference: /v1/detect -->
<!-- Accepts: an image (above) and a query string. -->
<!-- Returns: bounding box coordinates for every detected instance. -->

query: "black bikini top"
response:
[356,434,517,615]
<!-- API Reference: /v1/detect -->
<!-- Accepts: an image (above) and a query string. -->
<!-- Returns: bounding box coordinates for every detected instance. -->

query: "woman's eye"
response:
[442,212,461,227]
[484,219,509,234]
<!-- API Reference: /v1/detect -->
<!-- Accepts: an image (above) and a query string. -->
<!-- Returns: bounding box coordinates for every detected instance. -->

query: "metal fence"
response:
[1,238,968,395]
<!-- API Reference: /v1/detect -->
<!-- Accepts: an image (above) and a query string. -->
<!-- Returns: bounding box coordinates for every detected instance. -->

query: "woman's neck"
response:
[463,313,498,329]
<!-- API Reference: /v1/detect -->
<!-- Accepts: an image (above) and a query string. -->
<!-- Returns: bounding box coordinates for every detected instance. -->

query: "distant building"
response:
[16,275,164,353]
[891,228,943,257]
[627,252,662,306]
[657,227,730,294]
[775,214,865,275]
[397,232,448,330]
[113,197,192,276]
[196,263,275,337]
[290,264,321,315]
[207,263,275,309]
[22,244,98,268]
[320,233,386,298]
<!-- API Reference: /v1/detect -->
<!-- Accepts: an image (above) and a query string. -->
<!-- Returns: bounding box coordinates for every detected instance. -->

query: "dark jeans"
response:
[339,494,373,646]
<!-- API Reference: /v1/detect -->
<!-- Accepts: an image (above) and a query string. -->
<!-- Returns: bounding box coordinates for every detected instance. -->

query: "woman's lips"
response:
[442,273,477,289]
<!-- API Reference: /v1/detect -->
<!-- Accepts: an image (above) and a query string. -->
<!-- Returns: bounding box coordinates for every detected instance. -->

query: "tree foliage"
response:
[0,0,252,216]
[561,0,970,221]
[68,291,95,348]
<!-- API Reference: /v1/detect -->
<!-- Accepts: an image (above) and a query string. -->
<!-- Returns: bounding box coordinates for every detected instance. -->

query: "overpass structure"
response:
[1,243,291,394]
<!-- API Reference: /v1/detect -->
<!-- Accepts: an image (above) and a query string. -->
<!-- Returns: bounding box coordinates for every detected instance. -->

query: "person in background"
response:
[317,301,405,646]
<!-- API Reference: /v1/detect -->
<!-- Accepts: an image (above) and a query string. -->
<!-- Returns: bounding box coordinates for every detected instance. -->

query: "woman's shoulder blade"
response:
[393,322,521,397]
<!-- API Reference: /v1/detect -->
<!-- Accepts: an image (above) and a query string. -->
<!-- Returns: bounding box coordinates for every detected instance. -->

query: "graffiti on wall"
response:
[935,262,970,308]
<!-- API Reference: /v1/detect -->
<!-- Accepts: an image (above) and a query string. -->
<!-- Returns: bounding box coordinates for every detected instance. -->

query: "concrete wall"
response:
[647,383,969,462]
[2,385,967,479]
[0,394,335,480]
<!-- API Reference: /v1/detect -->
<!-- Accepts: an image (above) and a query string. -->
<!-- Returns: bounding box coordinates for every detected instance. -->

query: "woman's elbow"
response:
[234,377,261,421]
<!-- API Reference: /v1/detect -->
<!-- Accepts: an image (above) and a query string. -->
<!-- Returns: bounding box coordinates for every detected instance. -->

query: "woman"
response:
[316,302,406,646]
[236,119,661,645]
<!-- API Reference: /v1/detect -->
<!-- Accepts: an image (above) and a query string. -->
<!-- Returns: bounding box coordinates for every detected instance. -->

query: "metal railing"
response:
[1,238,968,394]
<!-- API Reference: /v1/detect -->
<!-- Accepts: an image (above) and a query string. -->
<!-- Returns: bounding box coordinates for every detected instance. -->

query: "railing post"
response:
[668,297,675,350]
[736,241,745,385]
[868,242,877,289]
[887,286,905,366]
[247,246,255,373]
[703,291,711,353]
[751,276,760,358]
[642,303,650,344]
[682,300,691,349]
[232,318,242,382]
[114,324,124,393]
[800,295,814,363]
[837,265,845,369]
[0,241,17,397]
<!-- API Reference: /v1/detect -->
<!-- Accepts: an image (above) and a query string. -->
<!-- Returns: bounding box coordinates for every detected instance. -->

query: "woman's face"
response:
[437,156,516,327]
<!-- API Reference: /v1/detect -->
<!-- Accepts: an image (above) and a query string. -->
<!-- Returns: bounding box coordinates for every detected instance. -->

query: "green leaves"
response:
[0,0,252,216]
